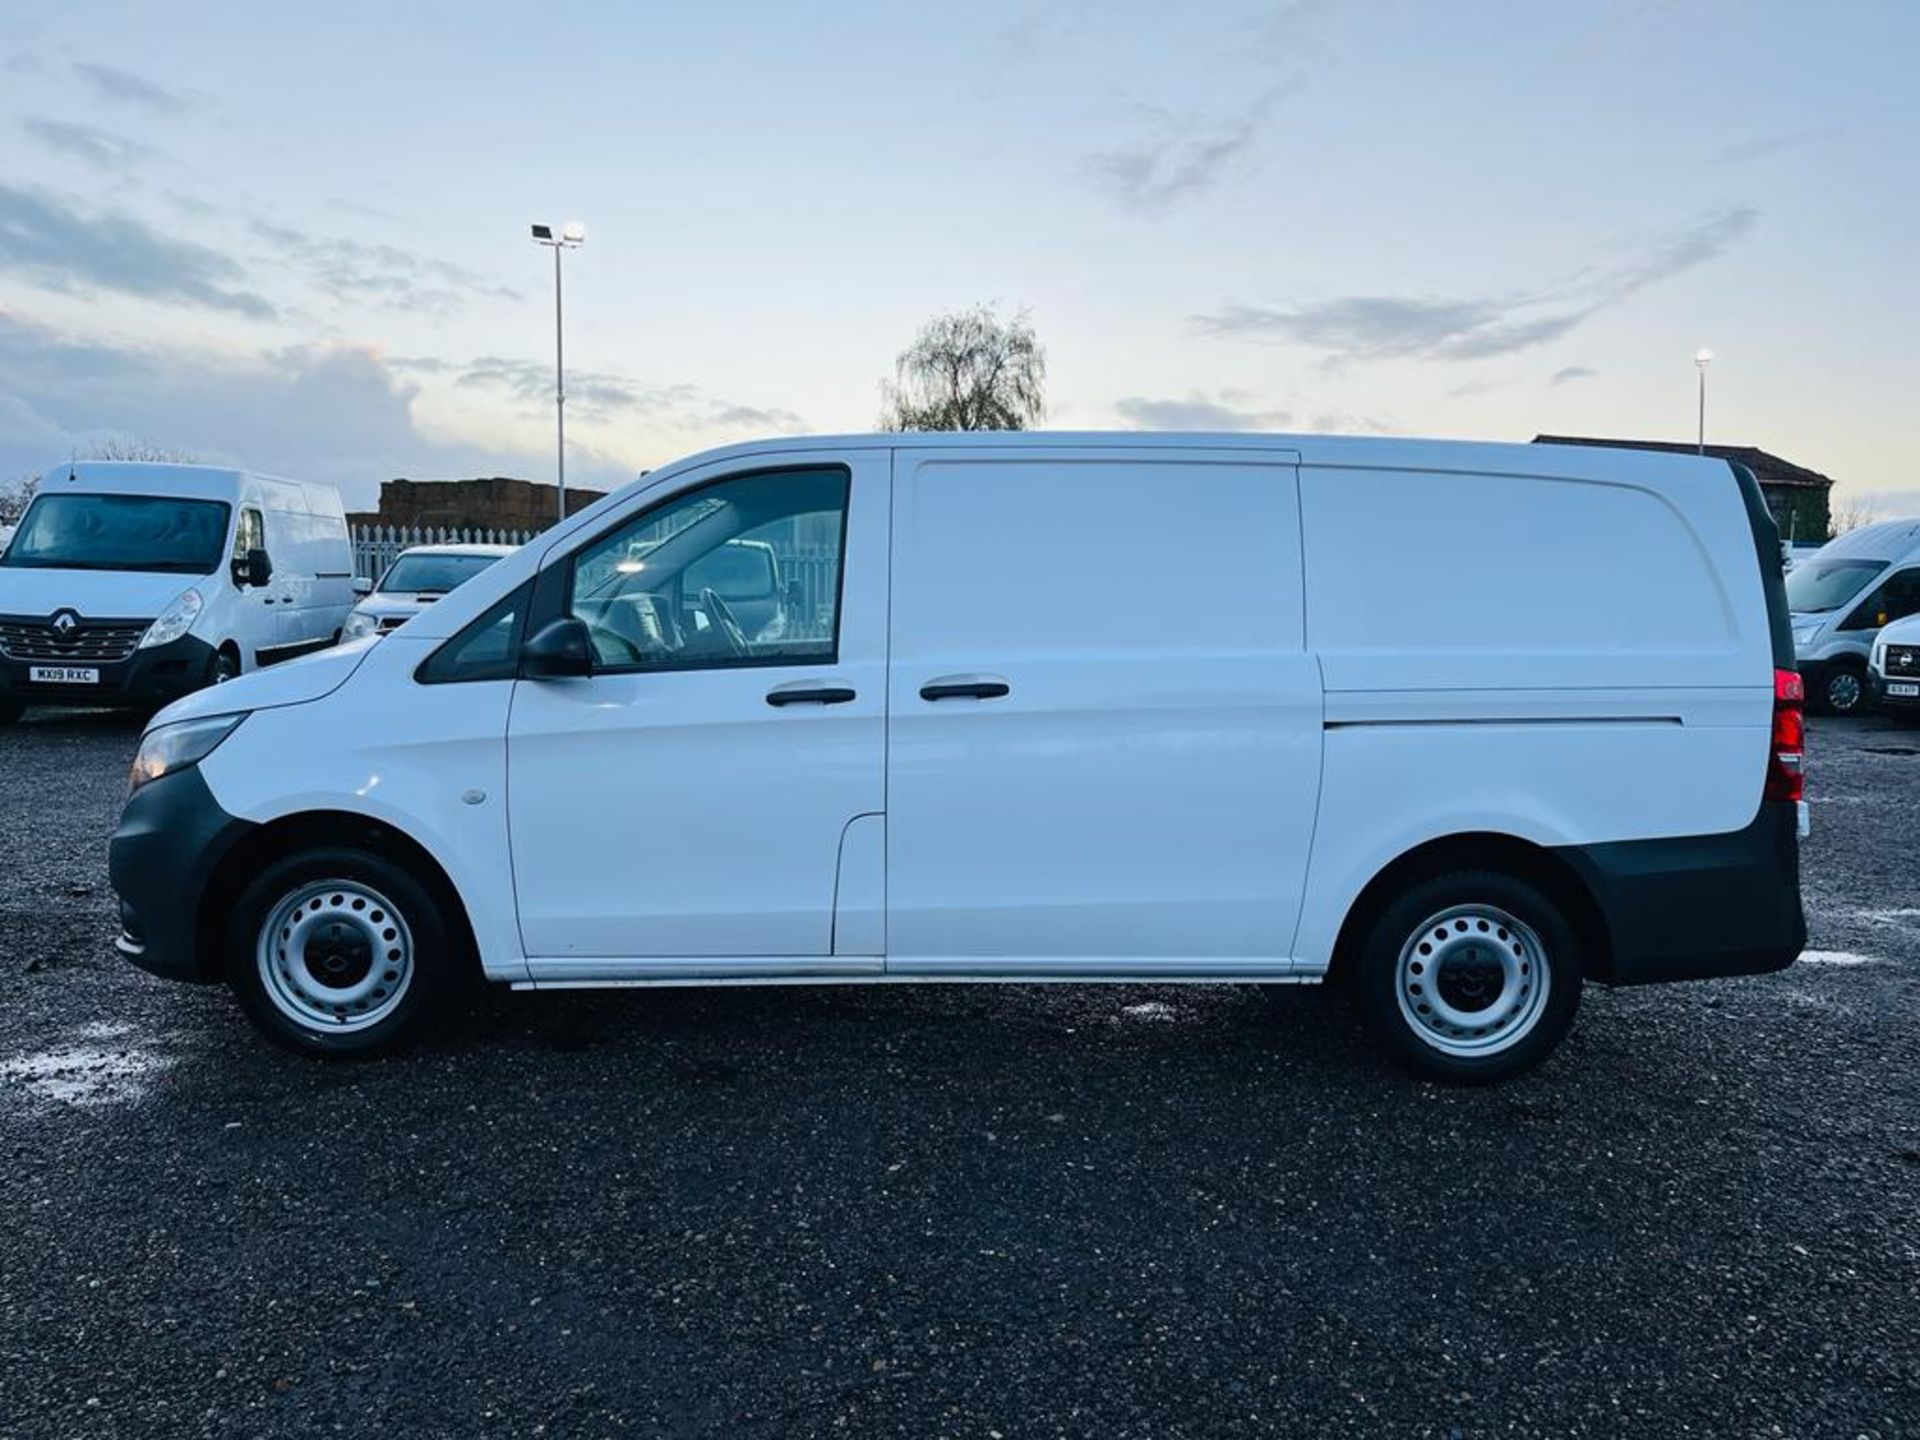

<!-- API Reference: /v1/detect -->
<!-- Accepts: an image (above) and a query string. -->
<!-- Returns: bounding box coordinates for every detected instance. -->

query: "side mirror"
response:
[352,576,373,597]
[231,548,272,588]
[520,616,594,679]
[784,577,805,611]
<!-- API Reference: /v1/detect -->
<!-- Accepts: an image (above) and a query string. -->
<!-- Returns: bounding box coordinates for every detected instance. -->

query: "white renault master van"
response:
[1787,517,1920,714]
[108,434,1806,1082]
[0,463,355,721]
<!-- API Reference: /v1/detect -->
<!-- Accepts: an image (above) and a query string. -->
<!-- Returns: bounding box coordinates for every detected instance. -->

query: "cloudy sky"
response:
[1,0,1915,514]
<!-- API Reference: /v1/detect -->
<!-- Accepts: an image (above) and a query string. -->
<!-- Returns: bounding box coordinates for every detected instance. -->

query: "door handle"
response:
[766,682,857,707]
[919,674,1011,702]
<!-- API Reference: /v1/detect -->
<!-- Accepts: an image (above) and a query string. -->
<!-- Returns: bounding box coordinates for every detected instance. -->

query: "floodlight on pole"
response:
[1694,348,1714,456]
[531,221,587,522]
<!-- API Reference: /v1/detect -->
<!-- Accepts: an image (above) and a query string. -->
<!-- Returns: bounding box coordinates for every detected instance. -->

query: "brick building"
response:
[347,477,605,533]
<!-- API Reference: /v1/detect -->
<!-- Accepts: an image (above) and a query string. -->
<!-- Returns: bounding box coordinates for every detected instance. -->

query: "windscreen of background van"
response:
[1,494,231,574]
[1786,558,1886,613]
[378,552,504,595]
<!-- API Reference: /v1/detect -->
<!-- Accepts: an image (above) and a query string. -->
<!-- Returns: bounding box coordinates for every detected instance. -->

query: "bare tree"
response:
[1830,497,1878,537]
[879,306,1045,431]
[0,474,35,524]
[77,437,198,463]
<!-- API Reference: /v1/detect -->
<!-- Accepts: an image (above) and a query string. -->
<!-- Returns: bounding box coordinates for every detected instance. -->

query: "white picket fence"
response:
[350,524,539,583]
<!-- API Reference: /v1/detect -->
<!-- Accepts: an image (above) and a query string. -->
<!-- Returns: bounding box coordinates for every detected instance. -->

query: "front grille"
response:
[0,616,149,663]
[1886,644,1920,676]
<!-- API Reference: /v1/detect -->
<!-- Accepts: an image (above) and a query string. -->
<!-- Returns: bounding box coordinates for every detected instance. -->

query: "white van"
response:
[0,463,355,721]
[1787,517,1920,714]
[1868,610,1920,719]
[340,542,517,642]
[107,434,1806,1082]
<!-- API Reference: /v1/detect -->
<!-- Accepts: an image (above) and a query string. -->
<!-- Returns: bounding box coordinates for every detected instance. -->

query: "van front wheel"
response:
[1350,870,1582,1083]
[227,846,454,1057]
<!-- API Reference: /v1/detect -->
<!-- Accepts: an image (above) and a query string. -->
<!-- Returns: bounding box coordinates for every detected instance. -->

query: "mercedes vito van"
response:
[108,434,1806,1081]
[1788,517,1920,714]
[1,463,355,720]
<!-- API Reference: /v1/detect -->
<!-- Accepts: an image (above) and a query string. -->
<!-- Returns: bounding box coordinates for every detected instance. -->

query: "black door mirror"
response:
[521,616,594,679]
[231,548,272,588]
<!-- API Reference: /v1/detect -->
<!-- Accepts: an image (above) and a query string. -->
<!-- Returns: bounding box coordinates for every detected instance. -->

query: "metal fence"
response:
[350,524,540,583]
[782,548,842,640]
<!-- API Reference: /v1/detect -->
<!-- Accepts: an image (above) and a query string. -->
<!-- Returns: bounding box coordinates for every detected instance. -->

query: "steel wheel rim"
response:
[256,879,414,1033]
[1395,903,1551,1058]
[1829,671,1862,710]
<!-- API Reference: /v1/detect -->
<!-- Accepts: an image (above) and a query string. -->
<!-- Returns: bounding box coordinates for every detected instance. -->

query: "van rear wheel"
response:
[226,846,454,1057]
[1350,869,1582,1083]
[1815,660,1867,715]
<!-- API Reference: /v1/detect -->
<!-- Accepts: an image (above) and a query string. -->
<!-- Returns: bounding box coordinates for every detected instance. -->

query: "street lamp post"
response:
[1694,348,1714,456]
[531,222,586,523]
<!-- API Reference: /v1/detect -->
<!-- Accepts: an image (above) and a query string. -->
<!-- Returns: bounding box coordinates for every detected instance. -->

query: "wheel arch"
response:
[197,809,480,981]
[1324,831,1615,987]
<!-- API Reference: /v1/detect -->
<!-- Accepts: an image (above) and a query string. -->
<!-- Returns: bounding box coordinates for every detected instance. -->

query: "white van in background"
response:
[0,462,355,721]
[109,433,1806,1082]
[341,543,517,642]
[1788,517,1920,713]
[1869,610,1920,720]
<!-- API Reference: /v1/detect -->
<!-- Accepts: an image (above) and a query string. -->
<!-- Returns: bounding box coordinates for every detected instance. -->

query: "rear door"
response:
[883,445,1322,974]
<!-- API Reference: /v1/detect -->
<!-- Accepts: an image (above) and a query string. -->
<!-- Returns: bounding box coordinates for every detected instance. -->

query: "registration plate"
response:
[1889,681,1919,698]
[29,665,100,685]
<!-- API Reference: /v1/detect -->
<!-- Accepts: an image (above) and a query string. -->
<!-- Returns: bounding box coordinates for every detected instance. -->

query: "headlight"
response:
[137,588,204,650]
[341,610,380,641]
[128,713,245,794]
[1791,622,1821,647]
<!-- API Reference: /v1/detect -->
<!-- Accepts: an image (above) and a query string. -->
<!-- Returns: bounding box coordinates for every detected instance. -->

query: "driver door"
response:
[506,450,887,972]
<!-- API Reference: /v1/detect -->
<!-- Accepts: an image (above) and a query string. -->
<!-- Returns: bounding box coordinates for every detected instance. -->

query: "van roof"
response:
[1804,516,1920,564]
[396,543,519,557]
[34,460,346,518]
[639,430,1746,487]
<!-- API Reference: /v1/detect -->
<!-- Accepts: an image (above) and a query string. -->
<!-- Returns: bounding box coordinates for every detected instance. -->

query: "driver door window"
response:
[567,468,847,671]
[233,507,265,571]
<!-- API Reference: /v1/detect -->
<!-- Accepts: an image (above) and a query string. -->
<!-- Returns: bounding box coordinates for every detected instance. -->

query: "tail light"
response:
[1766,668,1804,804]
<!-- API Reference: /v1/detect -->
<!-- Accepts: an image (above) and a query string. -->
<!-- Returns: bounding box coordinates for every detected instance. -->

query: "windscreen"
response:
[0,493,231,574]
[378,552,504,594]
[1786,557,1886,613]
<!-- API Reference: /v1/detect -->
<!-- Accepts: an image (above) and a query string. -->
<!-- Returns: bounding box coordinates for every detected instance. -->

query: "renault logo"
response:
[49,609,81,641]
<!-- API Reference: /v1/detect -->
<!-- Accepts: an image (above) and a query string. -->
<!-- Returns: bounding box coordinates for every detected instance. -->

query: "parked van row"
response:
[1787,517,1920,714]
[105,433,1806,1082]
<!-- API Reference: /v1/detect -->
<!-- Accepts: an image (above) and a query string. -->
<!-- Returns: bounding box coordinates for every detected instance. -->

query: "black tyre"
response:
[1349,869,1582,1084]
[226,846,457,1057]
[0,699,21,724]
[1815,660,1868,716]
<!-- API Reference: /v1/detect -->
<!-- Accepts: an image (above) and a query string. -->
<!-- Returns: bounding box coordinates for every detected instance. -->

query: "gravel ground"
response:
[1,708,1916,1439]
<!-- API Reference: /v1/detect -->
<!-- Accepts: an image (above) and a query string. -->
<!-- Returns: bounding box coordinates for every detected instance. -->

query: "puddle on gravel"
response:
[1850,908,1920,927]
[1115,1001,1187,1024]
[0,1023,171,1108]
[1799,950,1879,967]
